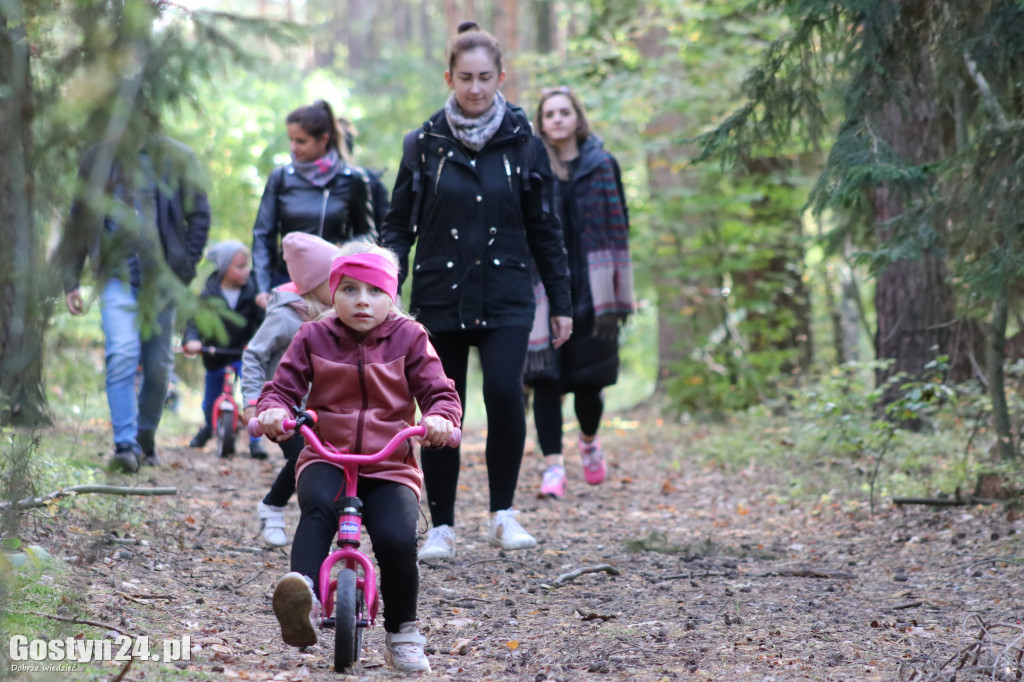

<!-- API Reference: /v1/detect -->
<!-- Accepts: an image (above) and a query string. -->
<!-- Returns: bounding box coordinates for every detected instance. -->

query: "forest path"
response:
[49,408,1024,680]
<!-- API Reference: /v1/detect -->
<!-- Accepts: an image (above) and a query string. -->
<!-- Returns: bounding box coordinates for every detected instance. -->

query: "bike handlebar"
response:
[247,416,461,465]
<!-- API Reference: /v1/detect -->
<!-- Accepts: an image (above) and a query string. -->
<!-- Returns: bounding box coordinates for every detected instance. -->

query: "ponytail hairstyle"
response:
[446,20,502,74]
[534,86,592,181]
[285,100,351,163]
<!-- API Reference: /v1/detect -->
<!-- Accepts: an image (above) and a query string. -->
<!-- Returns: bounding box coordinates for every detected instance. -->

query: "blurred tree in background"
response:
[12,0,1024,471]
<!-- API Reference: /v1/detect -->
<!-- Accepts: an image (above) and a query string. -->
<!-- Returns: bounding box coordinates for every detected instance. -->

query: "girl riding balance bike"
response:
[255,243,461,673]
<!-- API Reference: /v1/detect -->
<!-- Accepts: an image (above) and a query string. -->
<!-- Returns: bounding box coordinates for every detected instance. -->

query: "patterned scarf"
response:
[292,148,342,187]
[444,91,507,152]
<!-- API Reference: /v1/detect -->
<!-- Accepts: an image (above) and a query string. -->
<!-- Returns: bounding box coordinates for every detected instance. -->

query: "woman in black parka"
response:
[381,21,573,562]
[251,100,377,309]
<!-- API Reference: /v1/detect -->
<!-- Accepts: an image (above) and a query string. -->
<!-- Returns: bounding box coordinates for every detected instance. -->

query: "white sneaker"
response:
[257,502,288,547]
[417,525,457,563]
[384,621,431,673]
[487,509,537,550]
[273,572,320,647]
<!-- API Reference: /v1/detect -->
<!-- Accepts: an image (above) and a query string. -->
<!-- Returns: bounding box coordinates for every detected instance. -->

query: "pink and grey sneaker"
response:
[579,436,606,485]
[539,464,567,499]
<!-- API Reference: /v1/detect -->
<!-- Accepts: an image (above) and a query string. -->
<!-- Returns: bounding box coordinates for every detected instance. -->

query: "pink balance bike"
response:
[205,347,245,458]
[248,408,460,672]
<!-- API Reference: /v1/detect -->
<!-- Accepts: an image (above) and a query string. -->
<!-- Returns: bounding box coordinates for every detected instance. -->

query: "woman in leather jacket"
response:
[251,100,377,308]
[380,21,573,561]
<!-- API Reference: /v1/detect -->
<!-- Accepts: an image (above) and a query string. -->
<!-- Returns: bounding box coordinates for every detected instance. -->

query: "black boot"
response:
[111,443,141,474]
[189,424,213,448]
[137,430,161,467]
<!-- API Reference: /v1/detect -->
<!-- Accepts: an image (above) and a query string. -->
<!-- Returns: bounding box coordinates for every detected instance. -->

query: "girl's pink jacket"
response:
[257,313,462,498]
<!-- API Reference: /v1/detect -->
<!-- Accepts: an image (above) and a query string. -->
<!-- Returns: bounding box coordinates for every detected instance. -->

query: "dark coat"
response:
[251,162,377,294]
[183,271,265,371]
[380,104,572,333]
[525,135,633,391]
[62,138,211,292]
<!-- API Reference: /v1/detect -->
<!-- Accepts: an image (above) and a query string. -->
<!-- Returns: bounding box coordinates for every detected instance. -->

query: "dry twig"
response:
[0,485,177,511]
[553,564,621,585]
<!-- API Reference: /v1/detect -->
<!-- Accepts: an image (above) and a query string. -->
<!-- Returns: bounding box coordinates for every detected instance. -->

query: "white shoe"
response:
[384,621,431,673]
[257,502,288,547]
[487,509,537,550]
[417,524,456,563]
[273,572,320,647]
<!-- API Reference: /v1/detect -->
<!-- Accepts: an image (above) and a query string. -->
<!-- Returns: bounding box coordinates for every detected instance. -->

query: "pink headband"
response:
[329,253,399,303]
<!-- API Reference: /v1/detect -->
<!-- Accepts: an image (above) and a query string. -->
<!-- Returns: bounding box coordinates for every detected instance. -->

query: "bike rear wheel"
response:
[334,568,363,672]
[216,409,235,458]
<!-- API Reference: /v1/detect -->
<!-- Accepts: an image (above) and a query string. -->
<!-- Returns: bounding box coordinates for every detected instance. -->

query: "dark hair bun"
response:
[457,21,480,34]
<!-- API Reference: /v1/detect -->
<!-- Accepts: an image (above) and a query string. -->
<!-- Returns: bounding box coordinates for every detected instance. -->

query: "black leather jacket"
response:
[380,104,571,333]
[251,162,377,294]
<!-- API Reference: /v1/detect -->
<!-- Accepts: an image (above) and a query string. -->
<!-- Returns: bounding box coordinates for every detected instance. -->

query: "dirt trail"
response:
[41,410,1024,680]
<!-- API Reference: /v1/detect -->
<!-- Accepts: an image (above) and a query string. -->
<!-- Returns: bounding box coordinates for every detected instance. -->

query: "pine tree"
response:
[700,0,1024,453]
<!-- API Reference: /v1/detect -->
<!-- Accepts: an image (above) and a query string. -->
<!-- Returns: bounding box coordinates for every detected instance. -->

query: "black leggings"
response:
[291,463,419,633]
[532,382,604,456]
[262,434,304,508]
[422,327,530,525]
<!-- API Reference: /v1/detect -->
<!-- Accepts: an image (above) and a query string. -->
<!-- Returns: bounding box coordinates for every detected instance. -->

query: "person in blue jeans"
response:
[182,240,266,458]
[61,137,211,473]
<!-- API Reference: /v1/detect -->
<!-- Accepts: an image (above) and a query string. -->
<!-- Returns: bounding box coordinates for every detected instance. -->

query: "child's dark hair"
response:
[446,21,502,74]
[285,100,351,162]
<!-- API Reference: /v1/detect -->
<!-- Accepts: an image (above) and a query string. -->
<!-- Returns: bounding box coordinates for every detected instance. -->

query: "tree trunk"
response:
[635,25,713,393]
[988,286,1015,459]
[492,0,520,103]
[419,0,434,65]
[868,1,955,423]
[534,0,554,54]
[0,3,50,426]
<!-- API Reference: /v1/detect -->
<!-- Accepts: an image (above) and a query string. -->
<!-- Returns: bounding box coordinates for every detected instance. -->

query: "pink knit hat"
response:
[282,233,340,295]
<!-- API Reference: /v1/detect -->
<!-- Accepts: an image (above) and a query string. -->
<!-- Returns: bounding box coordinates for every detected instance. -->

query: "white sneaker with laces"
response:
[417,524,457,563]
[487,509,537,550]
[384,621,431,673]
[272,572,320,647]
[257,501,288,547]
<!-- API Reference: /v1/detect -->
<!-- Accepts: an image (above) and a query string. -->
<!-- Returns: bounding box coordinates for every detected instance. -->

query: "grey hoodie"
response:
[241,288,307,406]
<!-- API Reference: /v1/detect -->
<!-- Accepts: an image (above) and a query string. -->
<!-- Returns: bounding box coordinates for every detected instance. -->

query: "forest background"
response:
[3,0,1024,578]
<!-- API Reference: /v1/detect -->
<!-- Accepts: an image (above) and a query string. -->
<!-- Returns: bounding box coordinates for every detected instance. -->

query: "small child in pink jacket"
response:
[257,242,461,673]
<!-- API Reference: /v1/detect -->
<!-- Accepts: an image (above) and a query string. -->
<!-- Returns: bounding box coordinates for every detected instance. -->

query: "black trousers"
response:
[262,434,304,508]
[422,326,530,525]
[532,382,604,456]
[291,462,419,633]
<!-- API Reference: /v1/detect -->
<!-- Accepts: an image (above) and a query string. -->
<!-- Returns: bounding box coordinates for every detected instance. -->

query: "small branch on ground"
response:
[0,485,177,511]
[111,657,133,682]
[553,564,621,585]
[20,611,132,636]
[466,558,534,570]
[752,568,856,579]
[891,495,1001,507]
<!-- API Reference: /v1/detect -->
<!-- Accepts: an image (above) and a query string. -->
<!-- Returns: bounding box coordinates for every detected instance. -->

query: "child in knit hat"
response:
[241,232,340,546]
[183,240,266,458]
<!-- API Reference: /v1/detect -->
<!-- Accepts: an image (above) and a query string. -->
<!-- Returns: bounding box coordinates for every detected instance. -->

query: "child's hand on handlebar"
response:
[257,408,293,441]
[418,415,455,448]
[183,340,203,357]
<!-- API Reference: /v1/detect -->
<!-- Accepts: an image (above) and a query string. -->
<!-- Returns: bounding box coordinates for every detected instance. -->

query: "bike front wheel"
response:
[216,409,235,458]
[334,568,363,672]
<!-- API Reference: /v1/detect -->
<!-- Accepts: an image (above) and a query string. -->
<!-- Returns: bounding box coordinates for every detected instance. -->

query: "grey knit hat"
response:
[205,240,248,275]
